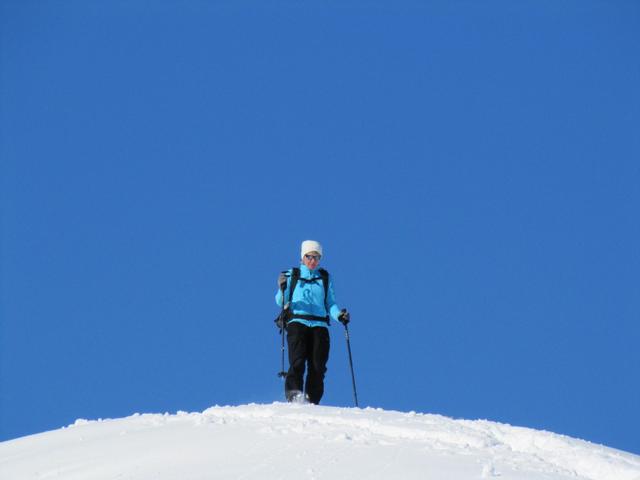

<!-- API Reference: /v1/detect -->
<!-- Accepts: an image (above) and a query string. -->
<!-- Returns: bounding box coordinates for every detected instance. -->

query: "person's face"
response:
[302,251,321,270]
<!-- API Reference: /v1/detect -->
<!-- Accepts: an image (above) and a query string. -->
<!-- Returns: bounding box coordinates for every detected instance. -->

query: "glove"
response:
[338,309,350,325]
[278,272,287,289]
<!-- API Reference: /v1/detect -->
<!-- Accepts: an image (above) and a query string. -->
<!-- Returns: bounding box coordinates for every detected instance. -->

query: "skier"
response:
[276,240,350,404]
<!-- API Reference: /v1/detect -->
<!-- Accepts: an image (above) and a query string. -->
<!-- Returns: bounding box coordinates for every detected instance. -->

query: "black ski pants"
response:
[285,322,330,404]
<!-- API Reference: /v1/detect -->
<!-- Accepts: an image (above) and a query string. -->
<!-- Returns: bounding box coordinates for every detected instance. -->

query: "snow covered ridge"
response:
[1,404,639,480]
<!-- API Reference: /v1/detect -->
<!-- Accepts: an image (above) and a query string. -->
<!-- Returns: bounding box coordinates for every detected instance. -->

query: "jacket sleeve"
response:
[275,269,291,307]
[327,276,342,321]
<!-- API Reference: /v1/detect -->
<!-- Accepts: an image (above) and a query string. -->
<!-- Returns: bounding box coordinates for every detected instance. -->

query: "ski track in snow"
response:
[1,403,639,480]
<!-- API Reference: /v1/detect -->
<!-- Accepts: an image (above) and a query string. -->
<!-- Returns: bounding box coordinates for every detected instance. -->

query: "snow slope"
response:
[1,403,639,480]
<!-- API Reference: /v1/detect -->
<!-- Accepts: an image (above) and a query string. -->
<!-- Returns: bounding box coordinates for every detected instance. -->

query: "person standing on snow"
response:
[275,240,350,404]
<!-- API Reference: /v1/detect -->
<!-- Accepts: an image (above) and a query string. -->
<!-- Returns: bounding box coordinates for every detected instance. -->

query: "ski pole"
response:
[343,322,359,407]
[277,283,287,379]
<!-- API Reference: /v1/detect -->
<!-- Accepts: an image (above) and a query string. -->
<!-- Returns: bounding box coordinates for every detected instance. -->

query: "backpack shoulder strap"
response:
[288,267,301,304]
[318,268,329,309]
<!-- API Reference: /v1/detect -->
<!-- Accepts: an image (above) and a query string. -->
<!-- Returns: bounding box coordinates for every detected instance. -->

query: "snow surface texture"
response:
[1,404,639,480]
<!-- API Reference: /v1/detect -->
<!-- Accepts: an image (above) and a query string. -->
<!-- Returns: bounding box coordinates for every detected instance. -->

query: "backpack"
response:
[276,267,330,327]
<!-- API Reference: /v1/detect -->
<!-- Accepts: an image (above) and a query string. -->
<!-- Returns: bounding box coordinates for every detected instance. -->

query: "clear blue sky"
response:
[1,0,639,455]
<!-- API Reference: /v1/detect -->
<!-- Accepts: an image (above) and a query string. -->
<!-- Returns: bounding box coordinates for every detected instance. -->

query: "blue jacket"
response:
[275,264,342,328]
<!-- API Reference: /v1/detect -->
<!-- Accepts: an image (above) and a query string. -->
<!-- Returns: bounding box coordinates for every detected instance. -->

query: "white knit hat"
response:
[301,240,323,259]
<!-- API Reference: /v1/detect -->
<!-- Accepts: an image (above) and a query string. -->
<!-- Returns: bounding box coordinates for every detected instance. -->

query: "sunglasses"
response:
[304,254,321,261]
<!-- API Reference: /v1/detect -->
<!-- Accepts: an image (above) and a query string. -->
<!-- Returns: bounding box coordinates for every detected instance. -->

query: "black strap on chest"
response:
[286,267,330,324]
